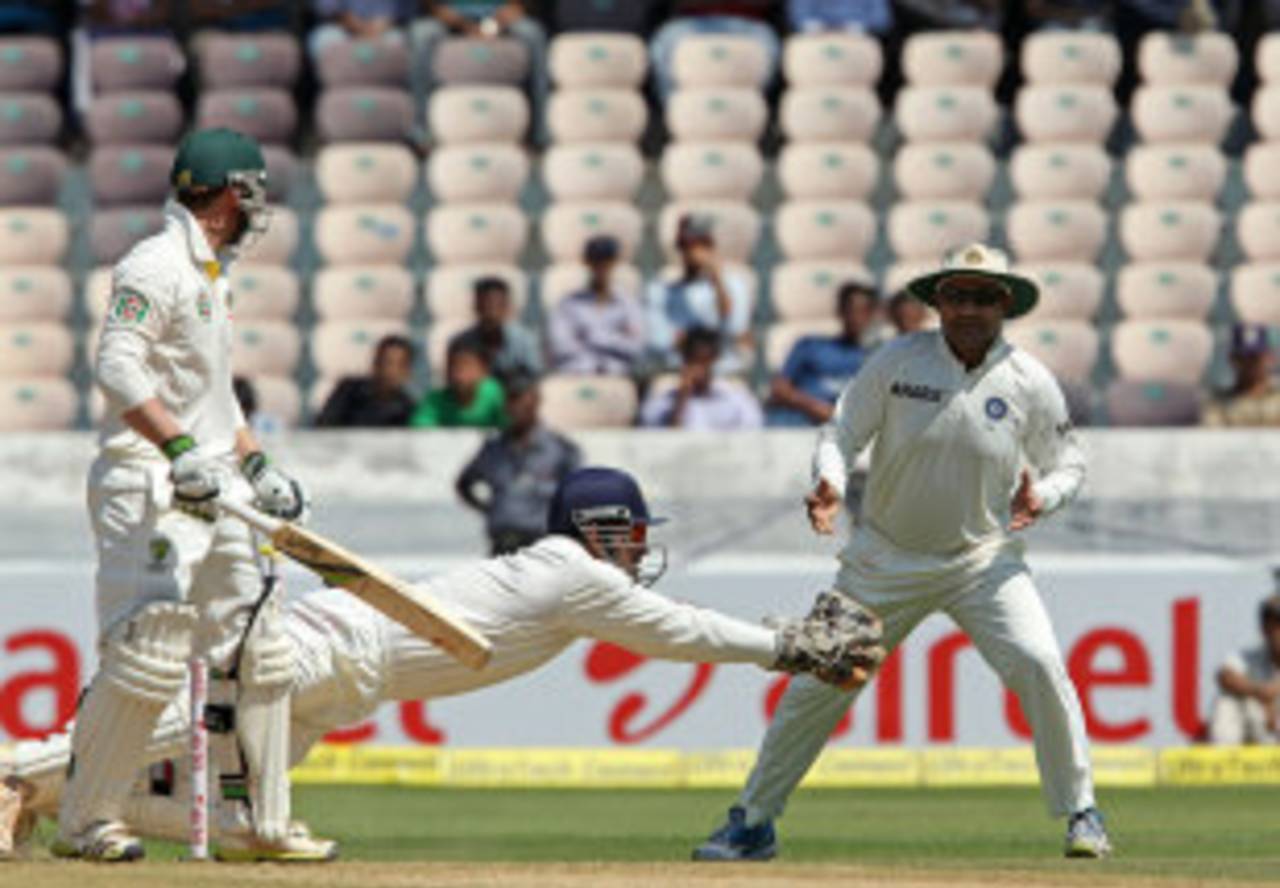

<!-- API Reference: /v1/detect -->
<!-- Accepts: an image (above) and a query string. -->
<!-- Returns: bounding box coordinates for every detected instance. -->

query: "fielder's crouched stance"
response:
[54,128,316,863]
[693,245,1112,862]
[0,467,885,858]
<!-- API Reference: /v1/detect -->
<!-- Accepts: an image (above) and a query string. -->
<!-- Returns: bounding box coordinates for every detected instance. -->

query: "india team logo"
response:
[984,396,1009,421]
[111,289,149,325]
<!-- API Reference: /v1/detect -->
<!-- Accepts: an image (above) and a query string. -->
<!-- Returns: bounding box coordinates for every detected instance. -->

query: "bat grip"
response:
[216,496,284,536]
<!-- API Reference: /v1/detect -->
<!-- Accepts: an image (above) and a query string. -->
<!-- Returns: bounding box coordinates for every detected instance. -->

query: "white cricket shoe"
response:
[216,820,338,863]
[1064,807,1112,858]
[51,819,145,862]
[0,777,36,860]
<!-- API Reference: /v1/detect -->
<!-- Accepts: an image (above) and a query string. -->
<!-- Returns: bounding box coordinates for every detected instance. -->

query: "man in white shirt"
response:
[692,244,1111,861]
[0,467,885,860]
[1208,592,1280,744]
[639,327,763,430]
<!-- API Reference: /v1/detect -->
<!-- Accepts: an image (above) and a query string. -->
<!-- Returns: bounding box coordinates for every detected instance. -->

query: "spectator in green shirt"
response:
[411,339,508,428]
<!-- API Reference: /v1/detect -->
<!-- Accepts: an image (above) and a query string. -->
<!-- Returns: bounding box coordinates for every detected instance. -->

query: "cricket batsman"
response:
[0,467,886,859]
[56,128,318,862]
[692,244,1112,861]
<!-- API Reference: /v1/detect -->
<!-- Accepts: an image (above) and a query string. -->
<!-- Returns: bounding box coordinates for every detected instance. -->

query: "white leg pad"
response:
[235,591,294,843]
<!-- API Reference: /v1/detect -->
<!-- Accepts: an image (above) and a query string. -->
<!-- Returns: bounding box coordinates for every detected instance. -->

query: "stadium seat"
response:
[882,260,939,296]
[894,143,995,201]
[315,204,416,266]
[317,38,411,87]
[91,36,184,92]
[770,261,872,321]
[1125,144,1225,202]
[766,319,842,371]
[548,88,645,143]
[668,87,769,142]
[1137,31,1238,87]
[1013,263,1104,321]
[1004,320,1098,384]
[427,264,527,321]
[228,265,300,321]
[425,317,471,375]
[1243,143,1280,199]
[541,202,642,262]
[778,143,878,201]
[672,35,772,90]
[239,205,298,265]
[538,374,638,429]
[775,201,876,261]
[0,94,61,145]
[0,147,64,205]
[1110,319,1213,384]
[1105,380,1201,426]
[658,201,760,263]
[433,37,529,87]
[1115,263,1216,320]
[0,267,70,323]
[249,375,302,427]
[88,146,169,206]
[0,208,66,264]
[657,261,759,309]
[782,32,882,88]
[1230,263,1280,325]
[0,376,76,429]
[89,207,163,265]
[1119,202,1220,262]
[1236,202,1280,261]
[661,142,764,201]
[887,202,990,261]
[1020,31,1121,86]
[895,86,997,143]
[781,87,880,144]
[314,265,416,321]
[1251,84,1280,142]
[312,320,411,378]
[542,143,644,201]
[539,262,642,311]
[316,143,417,205]
[262,146,297,201]
[82,266,112,321]
[427,143,530,204]
[902,30,1003,88]
[1009,144,1111,201]
[0,37,61,92]
[1257,33,1280,84]
[1060,380,1096,426]
[196,89,297,145]
[317,87,414,143]
[1132,86,1234,144]
[1014,84,1118,143]
[86,91,182,145]
[196,32,301,89]
[1007,201,1108,262]
[548,33,646,89]
[0,323,73,376]
[233,322,301,377]
[428,203,527,264]
[431,85,530,144]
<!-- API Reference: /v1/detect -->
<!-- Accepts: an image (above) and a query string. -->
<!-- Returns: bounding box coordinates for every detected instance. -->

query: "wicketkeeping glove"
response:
[771,591,885,690]
[241,451,310,523]
[164,435,226,522]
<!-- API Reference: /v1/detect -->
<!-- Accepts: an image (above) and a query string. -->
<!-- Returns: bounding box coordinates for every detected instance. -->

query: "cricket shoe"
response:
[215,820,339,863]
[51,820,145,862]
[691,805,777,861]
[0,777,36,860]
[1064,806,1112,858]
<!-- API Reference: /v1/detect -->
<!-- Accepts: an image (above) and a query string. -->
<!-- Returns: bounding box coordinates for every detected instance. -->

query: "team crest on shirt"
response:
[111,289,150,325]
[196,290,213,322]
[985,396,1009,421]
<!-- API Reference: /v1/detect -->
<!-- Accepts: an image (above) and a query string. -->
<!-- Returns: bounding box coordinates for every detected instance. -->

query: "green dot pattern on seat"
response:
[240,275,258,291]
[358,214,403,239]
[710,45,728,61]
[1170,36,1195,57]
[815,210,836,227]
[117,46,142,65]
[118,99,144,119]
[1173,93,1192,109]
[1062,44,1082,60]
[2,103,23,122]
[1271,272,1280,289]
[5,154,27,174]
[822,152,844,169]
[235,97,260,116]
[469,154,491,170]
[708,97,728,113]
[936,94,957,110]
[1047,209,1069,226]
[1157,271,1178,287]
[13,276,31,293]
[821,96,841,112]
[1159,210,1181,226]
[703,150,724,167]
[356,274,375,290]
[1150,328,1171,344]
[120,151,144,173]
[576,385,598,401]
[469,45,494,62]
[1168,154,1188,169]
[15,386,34,403]
[1048,153,1068,169]
[352,330,371,344]
[7,216,27,233]
[472,98,492,113]
[586,98,606,114]
[586,45,608,62]
[13,331,31,347]
[822,44,844,60]
[0,47,23,64]
[356,96,377,114]
[927,210,949,226]
[583,152,603,168]
[236,44,263,63]
[933,152,954,169]
[468,214,489,230]
[1044,271,1062,286]
[813,271,833,286]
[945,44,965,60]
[1057,93,1078,109]
[1141,383,1168,401]
[1038,330,1058,345]
[241,329,262,346]
[355,154,375,171]
[581,212,601,227]
[355,44,377,64]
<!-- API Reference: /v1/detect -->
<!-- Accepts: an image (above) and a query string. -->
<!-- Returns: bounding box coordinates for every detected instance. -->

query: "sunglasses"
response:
[936,286,1007,308]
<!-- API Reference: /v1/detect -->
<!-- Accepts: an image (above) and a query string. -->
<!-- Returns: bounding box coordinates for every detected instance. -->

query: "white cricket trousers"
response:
[741,534,1095,823]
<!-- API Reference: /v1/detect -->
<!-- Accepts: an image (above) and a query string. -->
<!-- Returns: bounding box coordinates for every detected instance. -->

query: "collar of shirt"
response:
[933,329,1012,380]
[164,199,223,282]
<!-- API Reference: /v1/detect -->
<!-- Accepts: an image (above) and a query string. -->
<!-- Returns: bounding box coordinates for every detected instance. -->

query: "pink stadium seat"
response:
[426,317,471,375]
[887,202,990,261]
[781,87,880,143]
[1009,144,1111,201]
[895,86,997,143]
[1004,320,1098,384]
[228,265,300,321]
[882,260,940,296]
[0,94,62,145]
[428,204,527,265]
[427,264,527,321]
[91,36,184,92]
[775,201,876,262]
[658,201,760,264]
[1111,320,1213,385]
[0,37,61,92]
[90,207,163,265]
[1115,263,1216,320]
[430,86,529,144]
[428,143,529,204]
[1015,84,1118,143]
[262,146,297,202]
[541,202,643,263]
[1231,263,1280,325]
[1236,202,1280,261]
[771,261,873,321]
[196,32,301,90]
[1105,381,1202,426]
[1133,86,1233,144]
[539,262,642,312]
[766,319,842,371]
[315,205,416,266]
[316,87,414,143]
[782,32,882,88]
[672,35,772,90]
[538,374,638,429]
[0,323,73,376]
[1125,145,1225,202]
[316,143,417,205]
[0,267,70,323]
[1243,143,1280,200]
[662,142,764,201]
[1020,32,1121,86]
[86,91,182,145]
[432,38,529,87]
[549,88,645,144]
[1257,34,1280,84]
[196,89,297,145]
[1137,31,1237,87]
[548,33,647,89]
[0,377,76,430]
[0,147,65,205]
[778,143,878,201]
[542,143,644,202]
[312,320,411,378]
[314,265,416,322]
[88,146,170,206]
[233,322,301,377]
[902,30,1003,88]
[895,143,996,201]
[0,208,66,264]
[316,38,410,87]
[1012,263,1104,322]
[1007,201,1108,262]
[1119,202,1220,262]
[668,88,769,142]
[250,375,302,427]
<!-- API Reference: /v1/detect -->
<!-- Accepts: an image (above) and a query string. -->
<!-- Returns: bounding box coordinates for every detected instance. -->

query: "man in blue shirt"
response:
[766,280,878,427]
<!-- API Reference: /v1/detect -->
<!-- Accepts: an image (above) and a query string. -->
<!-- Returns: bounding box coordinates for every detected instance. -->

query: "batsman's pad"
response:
[772,591,885,690]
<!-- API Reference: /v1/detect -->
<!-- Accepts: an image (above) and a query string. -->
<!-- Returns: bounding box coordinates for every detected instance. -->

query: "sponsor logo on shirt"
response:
[985,396,1009,421]
[890,380,945,403]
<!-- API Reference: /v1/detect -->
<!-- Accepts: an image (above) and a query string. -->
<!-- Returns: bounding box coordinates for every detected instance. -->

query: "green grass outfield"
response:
[112,785,1274,882]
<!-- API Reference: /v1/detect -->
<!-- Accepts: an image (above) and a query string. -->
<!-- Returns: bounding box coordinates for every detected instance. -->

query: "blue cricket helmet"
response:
[547,467,665,536]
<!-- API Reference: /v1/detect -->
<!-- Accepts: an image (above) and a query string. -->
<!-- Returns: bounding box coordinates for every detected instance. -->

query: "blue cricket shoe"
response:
[691,805,777,861]
[1064,806,1112,858]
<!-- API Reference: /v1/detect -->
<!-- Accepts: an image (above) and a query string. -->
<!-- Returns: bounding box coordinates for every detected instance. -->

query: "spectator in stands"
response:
[649,0,780,102]
[455,372,582,554]
[548,235,645,377]
[412,338,507,428]
[1207,591,1280,744]
[307,0,416,58]
[787,0,892,34]
[315,333,417,428]
[450,276,543,386]
[0,0,64,33]
[639,326,763,430]
[888,290,929,336]
[191,0,292,31]
[646,214,753,375]
[1201,324,1280,428]
[1022,0,1110,30]
[766,281,878,427]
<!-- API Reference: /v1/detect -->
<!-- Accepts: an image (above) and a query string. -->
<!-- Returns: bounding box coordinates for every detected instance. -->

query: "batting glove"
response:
[164,435,225,521]
[241,451,310,523]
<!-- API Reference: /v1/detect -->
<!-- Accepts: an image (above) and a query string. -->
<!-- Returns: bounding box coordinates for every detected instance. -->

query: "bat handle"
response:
[216,496,283,537]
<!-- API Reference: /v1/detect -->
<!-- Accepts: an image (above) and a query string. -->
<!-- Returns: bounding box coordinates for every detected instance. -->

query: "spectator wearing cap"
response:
[645,214,754,376]
[449,276,543,387]
[639,326,763,430]
[411,338,507,428]
[649,0,780,103]
[1208,588,1280,744]
[548,235,645,377]
[316,334,418,428]
[1201,324,1280,427]
[456,372,583,555]
[767,281,879,427]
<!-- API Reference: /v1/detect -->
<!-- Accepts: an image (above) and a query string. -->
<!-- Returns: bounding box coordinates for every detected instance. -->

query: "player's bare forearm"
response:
[235,426,260,461]
[122,398,185,450]
[1218,666,1278,703]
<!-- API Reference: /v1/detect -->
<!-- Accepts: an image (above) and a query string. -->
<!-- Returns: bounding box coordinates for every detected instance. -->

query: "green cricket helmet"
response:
[170,128,270,250]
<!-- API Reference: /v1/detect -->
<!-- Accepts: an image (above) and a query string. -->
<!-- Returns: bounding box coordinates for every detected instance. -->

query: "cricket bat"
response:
[218,498,492,670]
